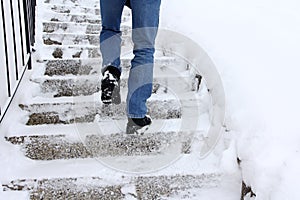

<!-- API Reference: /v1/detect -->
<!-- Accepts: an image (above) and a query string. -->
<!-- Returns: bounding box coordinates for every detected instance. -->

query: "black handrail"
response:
[0,0,36,122]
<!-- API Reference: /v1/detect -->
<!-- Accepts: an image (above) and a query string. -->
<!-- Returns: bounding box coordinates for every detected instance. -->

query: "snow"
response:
[1,0,300,199]
[161,0,300,199]
[0,191,29,200]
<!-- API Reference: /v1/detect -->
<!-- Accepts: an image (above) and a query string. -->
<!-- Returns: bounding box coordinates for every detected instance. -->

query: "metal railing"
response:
[0,0,36,122]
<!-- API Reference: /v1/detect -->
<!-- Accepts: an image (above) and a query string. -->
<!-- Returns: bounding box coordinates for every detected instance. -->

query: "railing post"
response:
[0,0,11,97]
[23,0,32,69]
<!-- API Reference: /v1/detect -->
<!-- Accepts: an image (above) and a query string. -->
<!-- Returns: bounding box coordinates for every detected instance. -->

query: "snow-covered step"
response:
[20,100,181,125]
[34,75,192,97]
[42,13,102,24]
[2,174,221,199]
[42,57,178,76]
[44,0,100,7]
[42,33,132,46]
[45,4,101,15]
[38,44,137,59]
[6,131,194,160]
[38,45,102,59]
[41,12,130,25]
[43,22,130,35]
[44,3,132,16]
[43,33,99,46]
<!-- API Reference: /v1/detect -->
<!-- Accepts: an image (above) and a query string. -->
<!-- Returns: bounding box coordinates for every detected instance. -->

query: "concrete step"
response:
[38,45,102,59]
[44,0,100,7]
[45,4,101,15]
[19,100,181,125]
[43,22,130,35]
[41,11,130,25]
[43,33,99,46]
[5,130,194,160]
[33,74,192,97]
[2,174,221,199]
[42,12,101,24]
[38,43,137,59]
[41,57,179,76]
[42,33,132,46]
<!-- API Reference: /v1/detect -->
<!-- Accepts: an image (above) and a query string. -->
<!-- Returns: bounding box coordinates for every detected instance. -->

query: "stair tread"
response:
[6,130,200,160]
[42,22,130,34]
[2,173,221,199]
[44,4,101,15]
[19,100,182,125]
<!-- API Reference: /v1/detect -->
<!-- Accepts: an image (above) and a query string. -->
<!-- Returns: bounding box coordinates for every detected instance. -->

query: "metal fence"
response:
[0,0,36,122]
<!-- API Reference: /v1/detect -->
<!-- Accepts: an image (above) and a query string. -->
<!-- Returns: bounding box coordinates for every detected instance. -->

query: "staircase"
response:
[0,0,241,199]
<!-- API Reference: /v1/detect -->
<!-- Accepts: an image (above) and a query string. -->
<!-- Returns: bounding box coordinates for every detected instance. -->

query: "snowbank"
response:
[161,0,300,199]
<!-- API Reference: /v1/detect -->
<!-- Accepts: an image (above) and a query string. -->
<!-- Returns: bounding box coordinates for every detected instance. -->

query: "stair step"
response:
[41,12,130,25]
[38,44,136,59]
[44,0,100,7]
[38,45,102,59]
[6,131,194,160]
[33,75,192,97]
[42,57,178,76]
[42,12,102,24]
[43,22,130,34]
[42,33,132,46]
[2,174,221,199]
[45,4,101,15]
[43,33,99,46]
[19,100,181,125]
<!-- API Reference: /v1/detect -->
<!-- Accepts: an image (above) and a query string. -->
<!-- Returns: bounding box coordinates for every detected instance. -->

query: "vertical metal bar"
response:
[29,0,33,44]
[32,0,36,44]
[29,0,35,45]
[17,0,25,66]
[23,0,32,69]
[10,0,19,80]
[1,0,11,97]
[23,0,30,53]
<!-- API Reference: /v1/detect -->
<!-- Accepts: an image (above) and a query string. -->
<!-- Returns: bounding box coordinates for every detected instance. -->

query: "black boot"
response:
[126,115,152,135]
[101,66,121,104]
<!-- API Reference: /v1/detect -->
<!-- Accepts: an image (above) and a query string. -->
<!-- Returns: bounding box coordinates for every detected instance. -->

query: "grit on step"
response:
[6,131,194,160]
[39,41,137,59]
[43,22,130,34]
[41,11,130,24]
[45,4,101,15]
[44,4,130,17]
[42,57,178,76]
[42,13,102,24]
[2,174,221,199]
[44,0,100,7]
[35,75,192,97]
[43,33,98,46]
[43,46,101,59]
[42,33,131,46]
[19,100,181,125]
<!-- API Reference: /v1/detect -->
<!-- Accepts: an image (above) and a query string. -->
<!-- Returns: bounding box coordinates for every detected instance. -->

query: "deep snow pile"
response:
[160,0,300,199]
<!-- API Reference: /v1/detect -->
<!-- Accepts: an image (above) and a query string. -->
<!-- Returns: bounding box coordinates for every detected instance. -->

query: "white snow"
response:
[161,0,300,199]
[1,0,300,199]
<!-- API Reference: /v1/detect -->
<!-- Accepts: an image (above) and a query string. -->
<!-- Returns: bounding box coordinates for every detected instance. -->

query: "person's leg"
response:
[126,0,161,118]
[100,0,126,73]
[100,0,126,104]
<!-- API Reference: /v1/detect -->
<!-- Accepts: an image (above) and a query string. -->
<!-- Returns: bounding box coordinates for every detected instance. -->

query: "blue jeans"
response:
[100,0,161,118]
